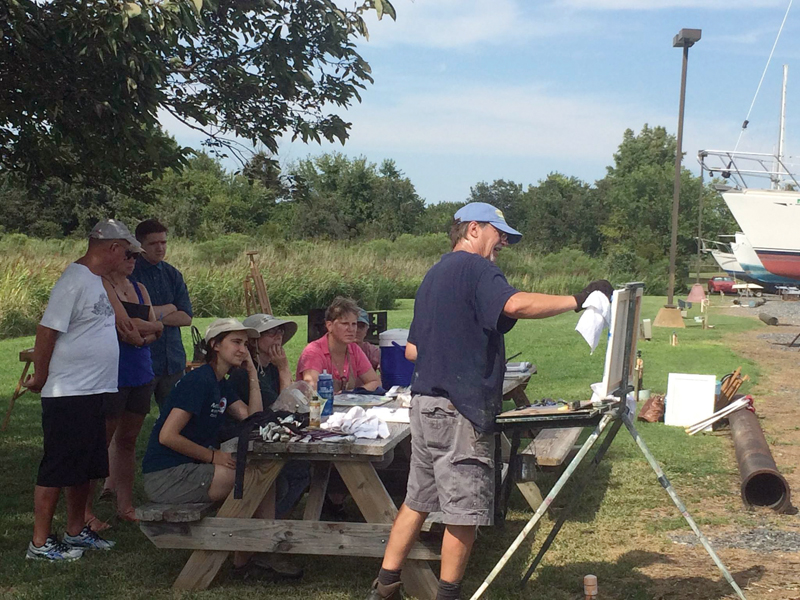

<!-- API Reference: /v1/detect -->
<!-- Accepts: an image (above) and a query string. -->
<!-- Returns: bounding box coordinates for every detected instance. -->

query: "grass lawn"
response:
[0,295,764,599]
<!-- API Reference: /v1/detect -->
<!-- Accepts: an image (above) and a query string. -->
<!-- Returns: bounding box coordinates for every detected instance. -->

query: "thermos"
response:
[318,370,334,417]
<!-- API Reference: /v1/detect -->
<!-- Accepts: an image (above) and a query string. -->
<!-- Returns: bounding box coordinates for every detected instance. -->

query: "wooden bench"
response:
[136,502,217,523]
[526,427,583,468]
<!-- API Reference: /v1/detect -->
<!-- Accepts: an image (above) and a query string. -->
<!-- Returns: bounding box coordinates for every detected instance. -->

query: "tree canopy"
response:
[0,0,395,195]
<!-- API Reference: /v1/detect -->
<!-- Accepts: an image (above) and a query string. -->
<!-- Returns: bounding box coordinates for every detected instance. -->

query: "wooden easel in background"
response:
[243,251,272,316]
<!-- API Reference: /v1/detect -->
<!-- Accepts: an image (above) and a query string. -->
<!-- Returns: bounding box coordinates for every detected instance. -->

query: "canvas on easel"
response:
[598,285,644,399]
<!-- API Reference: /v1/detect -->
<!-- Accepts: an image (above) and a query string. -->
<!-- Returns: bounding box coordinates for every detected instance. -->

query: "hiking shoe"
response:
[63,526,116,551]
[251,553,304,579]
[366,578,403,600]
[26,535,84,562]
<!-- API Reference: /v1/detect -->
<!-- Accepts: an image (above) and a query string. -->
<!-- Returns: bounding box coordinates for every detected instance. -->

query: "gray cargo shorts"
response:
[405,395,495,526]
[143,462,215,504]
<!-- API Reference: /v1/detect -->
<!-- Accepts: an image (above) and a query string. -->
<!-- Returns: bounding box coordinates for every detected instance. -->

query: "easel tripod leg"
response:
[468,413,614,600]
[520,417,624,587]
[621,413,748,600]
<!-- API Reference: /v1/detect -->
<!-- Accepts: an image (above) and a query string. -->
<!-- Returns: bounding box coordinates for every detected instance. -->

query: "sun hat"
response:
[89,219,144,253]
[453,202,522,244]
[357,309,370,326]
[242,314,298,344]
[204,318,260,343]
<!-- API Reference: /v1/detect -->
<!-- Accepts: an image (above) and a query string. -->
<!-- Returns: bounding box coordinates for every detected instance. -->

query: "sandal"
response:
[98,488,115,502]
[86,515,111,533]
[117,508,138,523]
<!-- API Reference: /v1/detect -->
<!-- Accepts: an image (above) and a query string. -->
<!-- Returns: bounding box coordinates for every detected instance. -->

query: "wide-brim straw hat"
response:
[204,317,260,343]
[242,314,298,345]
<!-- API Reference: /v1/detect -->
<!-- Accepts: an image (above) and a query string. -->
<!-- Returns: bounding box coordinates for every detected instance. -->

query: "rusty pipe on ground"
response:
[728,407,791,512]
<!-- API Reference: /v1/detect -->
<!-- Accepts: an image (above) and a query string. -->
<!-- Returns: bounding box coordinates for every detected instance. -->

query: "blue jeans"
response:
[275,460,310,518]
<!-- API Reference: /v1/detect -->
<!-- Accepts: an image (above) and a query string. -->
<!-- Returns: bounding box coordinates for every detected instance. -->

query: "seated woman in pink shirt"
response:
[296,297,380,392]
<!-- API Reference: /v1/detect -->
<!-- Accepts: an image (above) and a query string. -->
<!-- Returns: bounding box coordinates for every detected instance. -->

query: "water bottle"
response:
[318,370,334,417]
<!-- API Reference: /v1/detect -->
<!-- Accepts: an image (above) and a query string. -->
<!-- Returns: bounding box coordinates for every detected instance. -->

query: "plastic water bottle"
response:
[318,370,334,417]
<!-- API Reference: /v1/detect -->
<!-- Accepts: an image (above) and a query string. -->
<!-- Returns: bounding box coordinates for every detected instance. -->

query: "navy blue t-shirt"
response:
[408,251,519,433]
[142,364,240,473]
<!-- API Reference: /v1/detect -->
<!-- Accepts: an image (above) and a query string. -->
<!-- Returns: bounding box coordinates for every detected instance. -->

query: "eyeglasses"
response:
[124,250,138,260]
[264,327,284,337]
[491,226,508,244]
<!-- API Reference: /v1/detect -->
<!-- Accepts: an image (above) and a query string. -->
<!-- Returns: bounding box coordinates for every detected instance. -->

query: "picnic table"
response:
[139,369,538,599]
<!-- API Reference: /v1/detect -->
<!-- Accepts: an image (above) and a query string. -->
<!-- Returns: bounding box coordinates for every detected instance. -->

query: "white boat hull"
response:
[722,189,800,279]
[710,249,745,278]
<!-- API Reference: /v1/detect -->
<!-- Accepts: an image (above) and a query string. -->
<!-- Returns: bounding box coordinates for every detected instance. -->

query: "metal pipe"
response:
[728,407,791,512]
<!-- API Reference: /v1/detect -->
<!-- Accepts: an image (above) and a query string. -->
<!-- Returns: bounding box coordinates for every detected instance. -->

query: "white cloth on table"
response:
[575,290,612,353]
[321,406,390,439]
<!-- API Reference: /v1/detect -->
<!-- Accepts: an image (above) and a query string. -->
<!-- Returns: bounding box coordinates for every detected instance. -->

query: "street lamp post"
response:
[654,28,701,329]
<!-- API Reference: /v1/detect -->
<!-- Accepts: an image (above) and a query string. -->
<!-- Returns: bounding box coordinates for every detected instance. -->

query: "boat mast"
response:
[775,64,788,189]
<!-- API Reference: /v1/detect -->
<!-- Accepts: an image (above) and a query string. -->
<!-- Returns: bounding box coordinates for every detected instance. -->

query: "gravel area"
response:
[669,527,800,553]
[723,296,800,326]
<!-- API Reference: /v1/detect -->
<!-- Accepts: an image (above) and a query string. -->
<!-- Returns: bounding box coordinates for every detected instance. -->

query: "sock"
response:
[377,567,402,587]
[436,579,462,600]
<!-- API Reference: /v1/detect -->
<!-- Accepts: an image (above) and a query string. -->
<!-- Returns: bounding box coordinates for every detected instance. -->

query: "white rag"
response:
[575,290,612,353]
[321,406,390,439]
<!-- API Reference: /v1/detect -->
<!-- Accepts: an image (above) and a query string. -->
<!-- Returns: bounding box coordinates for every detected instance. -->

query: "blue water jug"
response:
[318,370,334,416]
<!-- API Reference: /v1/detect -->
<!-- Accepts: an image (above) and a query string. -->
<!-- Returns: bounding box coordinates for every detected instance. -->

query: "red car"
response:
[707,276,735,294]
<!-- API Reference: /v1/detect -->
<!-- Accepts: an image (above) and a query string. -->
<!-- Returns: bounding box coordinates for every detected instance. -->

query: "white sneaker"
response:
[63,526,116,551]
[26,535,84,562]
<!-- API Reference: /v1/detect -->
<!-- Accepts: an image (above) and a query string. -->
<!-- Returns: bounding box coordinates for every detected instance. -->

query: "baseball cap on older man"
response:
[454,202,522,244]
[90,219,144,253]
[204,318,260,343]
[242,314,298,344]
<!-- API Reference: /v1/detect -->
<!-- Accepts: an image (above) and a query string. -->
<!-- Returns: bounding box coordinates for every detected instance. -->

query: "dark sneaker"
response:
[26,535,84,562]
[366,578,403,600]
[251,553,303,579]
[231,555,303,582]
[63,526,116,550]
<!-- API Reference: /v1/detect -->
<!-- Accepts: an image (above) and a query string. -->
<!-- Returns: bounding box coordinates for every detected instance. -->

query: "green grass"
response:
[0,296,765,599]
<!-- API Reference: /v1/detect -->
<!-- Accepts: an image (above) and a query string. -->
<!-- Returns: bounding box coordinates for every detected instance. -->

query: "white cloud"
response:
[556,0,784,10]
[361,0,597,48]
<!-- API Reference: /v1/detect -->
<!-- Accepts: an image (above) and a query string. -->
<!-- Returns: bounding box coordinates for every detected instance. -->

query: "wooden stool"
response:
[2,348,35,431]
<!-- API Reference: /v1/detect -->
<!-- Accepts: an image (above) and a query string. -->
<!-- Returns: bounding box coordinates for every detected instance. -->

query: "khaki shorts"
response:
[143,462,215,504]
[405,395,495,526]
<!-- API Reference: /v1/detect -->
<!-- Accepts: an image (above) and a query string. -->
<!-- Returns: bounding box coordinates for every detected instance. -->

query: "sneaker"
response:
[366,578,403,600]
[26,535,84,562]
[251,553,304,579]
[63,526,116,551]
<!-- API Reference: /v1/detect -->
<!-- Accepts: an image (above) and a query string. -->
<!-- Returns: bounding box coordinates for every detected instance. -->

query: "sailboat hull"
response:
[722,189,800,279]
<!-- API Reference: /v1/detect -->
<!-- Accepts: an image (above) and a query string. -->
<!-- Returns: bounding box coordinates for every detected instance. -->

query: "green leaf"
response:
[124,2,142,18]
[192,0,203,12]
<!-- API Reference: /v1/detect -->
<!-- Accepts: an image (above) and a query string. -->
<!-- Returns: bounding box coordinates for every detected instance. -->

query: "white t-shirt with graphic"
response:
[40,263,120,398]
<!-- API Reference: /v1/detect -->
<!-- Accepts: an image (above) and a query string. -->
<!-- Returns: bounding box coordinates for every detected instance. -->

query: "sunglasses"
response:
[124,250,139,260]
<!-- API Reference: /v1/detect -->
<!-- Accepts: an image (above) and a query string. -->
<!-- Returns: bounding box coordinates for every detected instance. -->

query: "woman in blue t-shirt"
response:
[142,318,262,505]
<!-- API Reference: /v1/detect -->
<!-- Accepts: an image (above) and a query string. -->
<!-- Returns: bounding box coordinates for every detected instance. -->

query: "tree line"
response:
[0,124,737,288]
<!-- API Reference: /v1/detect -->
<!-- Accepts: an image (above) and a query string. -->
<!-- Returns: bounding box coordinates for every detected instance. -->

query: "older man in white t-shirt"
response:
[23,220,142,562]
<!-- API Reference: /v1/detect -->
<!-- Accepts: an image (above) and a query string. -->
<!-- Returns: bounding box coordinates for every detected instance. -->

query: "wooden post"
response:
[247,251,272,315]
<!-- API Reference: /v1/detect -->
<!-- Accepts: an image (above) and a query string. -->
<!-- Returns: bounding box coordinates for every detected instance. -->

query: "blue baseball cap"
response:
[454,202,522,244]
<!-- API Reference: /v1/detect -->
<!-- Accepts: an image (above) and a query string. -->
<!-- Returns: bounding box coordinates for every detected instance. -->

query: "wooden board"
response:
[141,518,441,560]
[498,403,592,419]
[172,460,284,590]
[335,460,439,600]
[526,427,582,467]
[136,502,216,523]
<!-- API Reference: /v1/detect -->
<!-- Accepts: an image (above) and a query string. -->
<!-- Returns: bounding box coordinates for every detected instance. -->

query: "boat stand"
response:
[470,284,747,600]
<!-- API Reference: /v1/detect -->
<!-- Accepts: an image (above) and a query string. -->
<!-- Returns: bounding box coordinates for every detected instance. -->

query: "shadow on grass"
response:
[528,550,765,600]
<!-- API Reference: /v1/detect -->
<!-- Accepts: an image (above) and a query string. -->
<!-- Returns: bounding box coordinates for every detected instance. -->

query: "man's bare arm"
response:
[503,292,578,320]
[153,303,192,327]
[23,325,58,393]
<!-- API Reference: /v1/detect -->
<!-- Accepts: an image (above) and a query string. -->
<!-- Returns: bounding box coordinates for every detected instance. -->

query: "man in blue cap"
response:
[367,202,612,600]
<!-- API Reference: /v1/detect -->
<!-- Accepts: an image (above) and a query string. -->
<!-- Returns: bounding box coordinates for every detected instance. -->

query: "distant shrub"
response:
[194,233,253,265]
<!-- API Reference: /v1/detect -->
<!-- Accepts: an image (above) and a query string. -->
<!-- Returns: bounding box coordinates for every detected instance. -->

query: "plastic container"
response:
[317,370,334,416]
[379,329,415,389]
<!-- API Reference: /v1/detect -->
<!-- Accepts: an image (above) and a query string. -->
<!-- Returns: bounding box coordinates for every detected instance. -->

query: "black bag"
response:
[191,326,206,362]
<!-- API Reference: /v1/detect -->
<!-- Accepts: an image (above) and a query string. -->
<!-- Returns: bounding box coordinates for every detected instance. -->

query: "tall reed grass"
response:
[0,233,634,339]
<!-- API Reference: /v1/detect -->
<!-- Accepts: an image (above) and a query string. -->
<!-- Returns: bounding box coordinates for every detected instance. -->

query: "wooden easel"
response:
[243,251,272,315]
[2,348,34,431]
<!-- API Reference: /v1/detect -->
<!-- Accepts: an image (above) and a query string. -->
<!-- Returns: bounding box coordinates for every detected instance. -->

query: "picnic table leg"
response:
[303,462,331,521]
[335,461,439,600]
[172,459,284,591]
[2,360,31,431]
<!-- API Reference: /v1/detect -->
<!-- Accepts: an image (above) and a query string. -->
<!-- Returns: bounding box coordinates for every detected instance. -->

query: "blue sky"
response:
[160,0,800,205]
